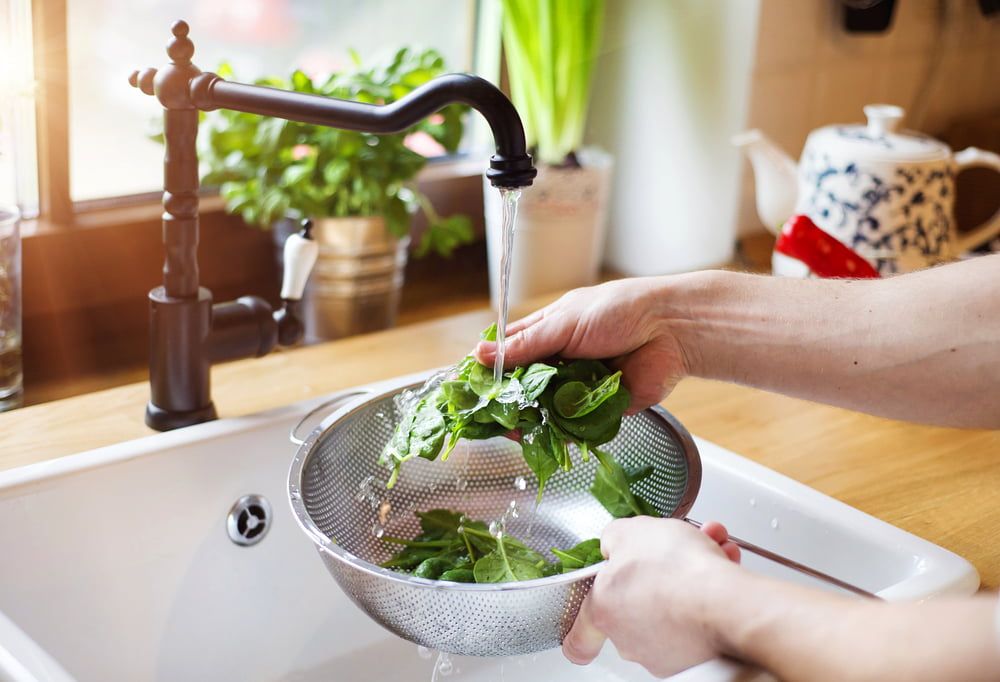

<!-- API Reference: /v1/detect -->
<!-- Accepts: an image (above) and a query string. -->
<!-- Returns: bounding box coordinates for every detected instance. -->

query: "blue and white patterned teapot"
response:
[735,104,1000,275]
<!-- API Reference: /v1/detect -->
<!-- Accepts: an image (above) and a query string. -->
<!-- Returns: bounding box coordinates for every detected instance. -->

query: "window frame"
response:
[29,0,495,233]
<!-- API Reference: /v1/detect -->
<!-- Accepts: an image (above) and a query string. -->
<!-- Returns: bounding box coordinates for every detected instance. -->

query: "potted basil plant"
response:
[484,0,611,308]
[197,48,473,341]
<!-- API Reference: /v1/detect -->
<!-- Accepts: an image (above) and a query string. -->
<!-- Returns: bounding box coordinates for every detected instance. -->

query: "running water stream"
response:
[492,189,522,385]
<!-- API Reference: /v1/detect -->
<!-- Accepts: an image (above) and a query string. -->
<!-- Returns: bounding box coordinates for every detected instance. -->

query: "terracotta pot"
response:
[302,216,409,342]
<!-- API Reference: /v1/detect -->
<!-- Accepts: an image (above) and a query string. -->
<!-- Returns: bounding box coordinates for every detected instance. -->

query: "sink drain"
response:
[227,494,272,546]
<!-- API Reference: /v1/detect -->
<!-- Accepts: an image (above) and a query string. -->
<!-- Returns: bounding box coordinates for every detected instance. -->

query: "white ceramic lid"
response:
[807,104,950,163]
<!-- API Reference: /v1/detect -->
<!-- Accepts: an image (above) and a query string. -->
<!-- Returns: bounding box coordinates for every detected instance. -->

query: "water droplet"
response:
[437,653,453,677]
[514,476,527,491]
[416,645,433,659]
[489,521,501,537]
[770,518,779,530]
[749,497,756,507]
[454,477,469,492]
[372,523,385,538]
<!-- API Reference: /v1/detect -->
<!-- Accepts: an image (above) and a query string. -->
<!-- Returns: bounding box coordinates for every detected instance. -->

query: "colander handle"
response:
[289,390,371,445]
[684,518,879,599]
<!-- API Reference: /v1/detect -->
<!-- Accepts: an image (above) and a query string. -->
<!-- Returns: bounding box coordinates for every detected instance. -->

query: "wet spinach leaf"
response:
[553,371,622,419]
[550,538,603,572]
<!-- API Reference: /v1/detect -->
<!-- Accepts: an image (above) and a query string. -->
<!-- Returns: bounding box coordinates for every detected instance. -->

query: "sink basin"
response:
[0,374,978,681]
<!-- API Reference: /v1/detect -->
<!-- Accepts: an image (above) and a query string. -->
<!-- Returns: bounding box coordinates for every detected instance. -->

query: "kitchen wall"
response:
[737,0,1000,235]
[587,0,1000,273]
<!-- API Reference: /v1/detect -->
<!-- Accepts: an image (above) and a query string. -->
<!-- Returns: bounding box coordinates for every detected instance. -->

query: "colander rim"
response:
[287,375,702,592]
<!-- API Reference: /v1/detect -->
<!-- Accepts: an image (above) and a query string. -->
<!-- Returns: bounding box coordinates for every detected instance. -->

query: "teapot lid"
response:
[810,105,949,162]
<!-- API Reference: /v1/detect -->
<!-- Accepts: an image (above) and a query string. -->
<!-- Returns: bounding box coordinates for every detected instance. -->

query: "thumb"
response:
[474,315,572,368]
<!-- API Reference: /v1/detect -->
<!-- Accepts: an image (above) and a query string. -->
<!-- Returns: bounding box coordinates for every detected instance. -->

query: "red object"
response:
[775,215,880,279]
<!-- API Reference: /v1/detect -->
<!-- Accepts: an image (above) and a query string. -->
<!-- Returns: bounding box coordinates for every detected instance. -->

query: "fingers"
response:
[699,521,729,545]
[475,313,573,368]
[699,521,741,563]
[562,593,606,665]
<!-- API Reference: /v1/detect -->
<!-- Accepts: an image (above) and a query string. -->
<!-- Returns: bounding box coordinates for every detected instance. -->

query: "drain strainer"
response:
[227,494,272,546]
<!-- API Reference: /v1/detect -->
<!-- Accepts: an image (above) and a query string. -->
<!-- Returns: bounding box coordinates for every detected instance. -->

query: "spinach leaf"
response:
[552,371,622,419]
[439,380,479,412]
[548,384,630,446]
[468,362,499,398]
[590,448,659,518]
[520,362,558,401]
[481,323,498,341]
[550,538,603,572]
[438,568,475,582]
[486,399,520,430]
[473,536,544,583]
[521,424,560,499]
[414,556,458,579]
[409,402,446,461]
[416,509,463,536]
[557,359,611,383]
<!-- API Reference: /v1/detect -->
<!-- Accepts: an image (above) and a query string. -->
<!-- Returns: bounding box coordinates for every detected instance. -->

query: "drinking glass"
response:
[0,206,21,411]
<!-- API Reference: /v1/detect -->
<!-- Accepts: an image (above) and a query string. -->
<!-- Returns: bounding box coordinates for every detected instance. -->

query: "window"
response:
[67,0,477,203]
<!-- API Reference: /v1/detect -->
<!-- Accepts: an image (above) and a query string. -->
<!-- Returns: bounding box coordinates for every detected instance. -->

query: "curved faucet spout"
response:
[188,72,535,188]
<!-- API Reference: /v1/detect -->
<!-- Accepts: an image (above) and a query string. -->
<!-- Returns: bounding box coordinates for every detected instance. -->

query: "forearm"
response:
[663,256,1000,428]
[704,569,1000,681]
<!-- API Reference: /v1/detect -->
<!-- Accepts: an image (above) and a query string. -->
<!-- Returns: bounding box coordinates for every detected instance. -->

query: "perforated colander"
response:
[287,379,872,657]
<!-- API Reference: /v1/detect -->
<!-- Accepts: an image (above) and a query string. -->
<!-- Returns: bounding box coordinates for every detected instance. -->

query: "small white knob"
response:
[864,104,904,137]
[280,227,318,301]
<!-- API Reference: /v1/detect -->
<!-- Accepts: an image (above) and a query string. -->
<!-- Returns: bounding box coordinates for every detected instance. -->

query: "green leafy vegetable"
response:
[381,326,647,504]
[550,538,603,572]
[381,509,603,584]
[553,371,622,418]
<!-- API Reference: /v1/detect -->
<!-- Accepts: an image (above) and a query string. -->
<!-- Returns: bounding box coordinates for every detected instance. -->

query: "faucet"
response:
[130,20,536,431]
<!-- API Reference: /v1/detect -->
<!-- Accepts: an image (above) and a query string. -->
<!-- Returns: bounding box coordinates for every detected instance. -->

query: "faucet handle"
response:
[274,219,318,346]
[280,219,318,301]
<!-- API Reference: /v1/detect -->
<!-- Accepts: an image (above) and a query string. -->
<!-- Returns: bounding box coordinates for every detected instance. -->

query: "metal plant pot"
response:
[303,216,409,342]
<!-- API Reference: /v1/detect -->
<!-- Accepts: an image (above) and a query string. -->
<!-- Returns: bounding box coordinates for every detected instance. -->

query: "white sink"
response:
[0,374,979,681]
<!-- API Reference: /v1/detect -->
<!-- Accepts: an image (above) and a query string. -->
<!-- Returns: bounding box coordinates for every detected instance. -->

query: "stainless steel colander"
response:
[287,379,873,657]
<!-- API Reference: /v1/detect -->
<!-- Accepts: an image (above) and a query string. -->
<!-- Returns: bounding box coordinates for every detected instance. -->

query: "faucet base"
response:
[145,400,218,431]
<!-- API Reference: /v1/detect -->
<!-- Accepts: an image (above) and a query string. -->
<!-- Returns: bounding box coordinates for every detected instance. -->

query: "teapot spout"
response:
[732,129,799,235]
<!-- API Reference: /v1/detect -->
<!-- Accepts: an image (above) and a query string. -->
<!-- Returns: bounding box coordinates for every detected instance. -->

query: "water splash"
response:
[513,476,527,491]
[416,645,434,660]
[493,189,521,385]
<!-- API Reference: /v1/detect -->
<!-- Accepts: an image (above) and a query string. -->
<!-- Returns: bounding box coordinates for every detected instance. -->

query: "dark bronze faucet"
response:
[130,21,536,431]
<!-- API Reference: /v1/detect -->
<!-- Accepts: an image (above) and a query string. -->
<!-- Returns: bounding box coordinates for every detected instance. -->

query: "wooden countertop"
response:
[2,299,999,588]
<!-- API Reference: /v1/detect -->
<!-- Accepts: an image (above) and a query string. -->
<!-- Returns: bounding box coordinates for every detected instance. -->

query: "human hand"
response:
[474,278,690,412]
[562,517,742,678]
